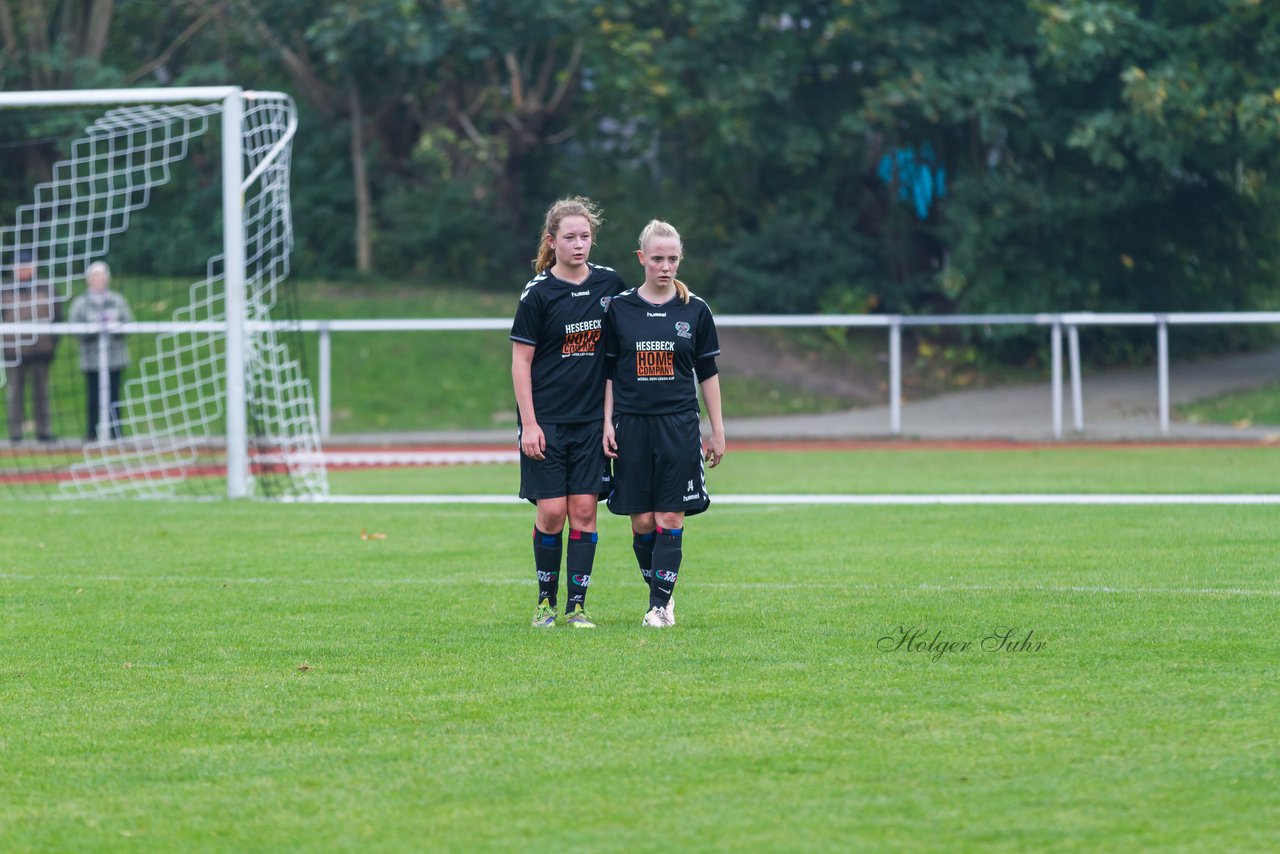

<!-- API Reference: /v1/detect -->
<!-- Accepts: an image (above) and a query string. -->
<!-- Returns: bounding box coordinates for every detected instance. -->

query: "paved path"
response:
[725,348,1280,442]
[327,349,1280,445]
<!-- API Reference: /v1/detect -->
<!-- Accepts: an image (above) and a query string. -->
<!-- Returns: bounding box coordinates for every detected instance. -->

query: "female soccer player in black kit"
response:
[511,197,626,628]
[603,220,725,628]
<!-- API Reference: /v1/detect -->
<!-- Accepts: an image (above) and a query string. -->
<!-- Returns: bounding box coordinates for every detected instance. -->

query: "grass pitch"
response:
[1180,381,1280,428]
[327,444,1280,496]
[3,463,1279,850]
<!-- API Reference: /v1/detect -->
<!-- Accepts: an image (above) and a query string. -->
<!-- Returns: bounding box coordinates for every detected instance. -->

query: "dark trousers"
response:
[85,369,123,441]
[6,359,52,439]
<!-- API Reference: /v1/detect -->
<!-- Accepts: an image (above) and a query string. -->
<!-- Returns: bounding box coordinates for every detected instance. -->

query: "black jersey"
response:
[510,262,627,424]
[604,288,720,416]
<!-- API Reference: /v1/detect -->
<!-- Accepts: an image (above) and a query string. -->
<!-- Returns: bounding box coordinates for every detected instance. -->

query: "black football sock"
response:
[533,527,562,608]
[565,529,598,611]
[633,529,656,592]
[649,526,683,609]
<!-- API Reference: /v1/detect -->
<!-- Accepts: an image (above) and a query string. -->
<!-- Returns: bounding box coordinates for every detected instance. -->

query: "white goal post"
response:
[0,87,326,500]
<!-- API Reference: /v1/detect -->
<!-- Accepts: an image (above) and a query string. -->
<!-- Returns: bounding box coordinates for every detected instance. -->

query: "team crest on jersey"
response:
[600,295,612,311]
[675,321,691,339]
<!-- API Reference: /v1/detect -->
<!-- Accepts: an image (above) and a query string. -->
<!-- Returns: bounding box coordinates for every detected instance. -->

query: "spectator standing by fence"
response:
[3,250,61,443]
[69,261,133,442]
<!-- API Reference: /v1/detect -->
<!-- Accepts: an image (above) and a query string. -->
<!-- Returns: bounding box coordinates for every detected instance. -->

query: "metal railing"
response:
[5,312,1280,441]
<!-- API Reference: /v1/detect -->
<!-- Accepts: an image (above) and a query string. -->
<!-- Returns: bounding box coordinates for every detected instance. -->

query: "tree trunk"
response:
[84,0,114,62]
[233,0,338,115]
[0,1,19,58]
[348,81,372,274]
[19,0,50,88]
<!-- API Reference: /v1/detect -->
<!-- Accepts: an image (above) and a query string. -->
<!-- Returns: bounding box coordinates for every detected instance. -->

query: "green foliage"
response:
[2,0,1279,346]
[375,177,500,281]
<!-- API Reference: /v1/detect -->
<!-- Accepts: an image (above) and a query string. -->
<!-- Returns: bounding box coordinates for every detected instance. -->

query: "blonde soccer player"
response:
[602,220,725,627]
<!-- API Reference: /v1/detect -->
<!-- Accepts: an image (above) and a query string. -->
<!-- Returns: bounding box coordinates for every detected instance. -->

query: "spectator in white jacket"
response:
[68,261,133,441]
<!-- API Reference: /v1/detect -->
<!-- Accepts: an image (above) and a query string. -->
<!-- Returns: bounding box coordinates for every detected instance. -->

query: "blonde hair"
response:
[533,196,603,274]
[638,219,690,304]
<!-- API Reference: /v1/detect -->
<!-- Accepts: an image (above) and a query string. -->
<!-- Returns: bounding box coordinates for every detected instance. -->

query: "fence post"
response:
[1068,324,1083,433]
[96,330,110,441]
[319,323,332,440]
[1157,317,1169,435]
[1051,320,1063,439]
[889,318,902,435]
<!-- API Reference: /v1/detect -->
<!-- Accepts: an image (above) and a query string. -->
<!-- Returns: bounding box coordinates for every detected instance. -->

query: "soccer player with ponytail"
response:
[602,220,725,628]
[511,197,626,628]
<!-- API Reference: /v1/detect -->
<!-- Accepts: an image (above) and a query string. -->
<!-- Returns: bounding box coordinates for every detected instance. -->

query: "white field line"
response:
[1,573,1276,598]
[309,493,1280,505]
[259,451,519,466]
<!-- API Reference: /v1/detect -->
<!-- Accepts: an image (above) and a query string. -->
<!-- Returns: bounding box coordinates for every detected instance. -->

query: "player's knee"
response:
[536,498,567,533]
[655,511,684,530]
[566,496,598,531]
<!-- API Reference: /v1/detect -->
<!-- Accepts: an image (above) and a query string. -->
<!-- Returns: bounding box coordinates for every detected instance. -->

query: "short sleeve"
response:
[602,302,619,359]
[696,302,720,359]
[510,286,541,346]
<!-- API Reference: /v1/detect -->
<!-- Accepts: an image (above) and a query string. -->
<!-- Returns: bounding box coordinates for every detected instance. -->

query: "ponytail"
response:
[532,196,603,274]
[533,243,555,275]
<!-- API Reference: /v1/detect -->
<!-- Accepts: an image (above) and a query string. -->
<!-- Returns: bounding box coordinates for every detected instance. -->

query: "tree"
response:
[853,0,1280,319]
[230,0,412,272]
[0,0,115,89]
[384,1,594,276]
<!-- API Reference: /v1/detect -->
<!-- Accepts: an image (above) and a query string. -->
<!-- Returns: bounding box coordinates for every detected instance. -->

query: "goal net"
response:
[0,88,326,500]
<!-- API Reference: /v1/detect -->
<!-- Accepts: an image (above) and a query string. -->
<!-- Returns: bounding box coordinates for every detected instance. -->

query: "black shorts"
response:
[518,420,612,503]
[607,410,710,517]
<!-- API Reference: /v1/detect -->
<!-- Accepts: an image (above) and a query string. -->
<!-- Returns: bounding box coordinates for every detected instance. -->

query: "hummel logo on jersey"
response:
[571,289,590,297]
[687,479,694,491]
[646,311,667,317]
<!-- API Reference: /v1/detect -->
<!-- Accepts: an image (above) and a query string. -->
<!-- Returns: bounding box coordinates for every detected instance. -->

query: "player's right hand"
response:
[603,423,618,459]
[521,424,546,460]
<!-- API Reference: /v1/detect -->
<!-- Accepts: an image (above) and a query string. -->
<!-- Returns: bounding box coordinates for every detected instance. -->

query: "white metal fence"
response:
[7,311,1278,455]
[295,312,1280,439]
